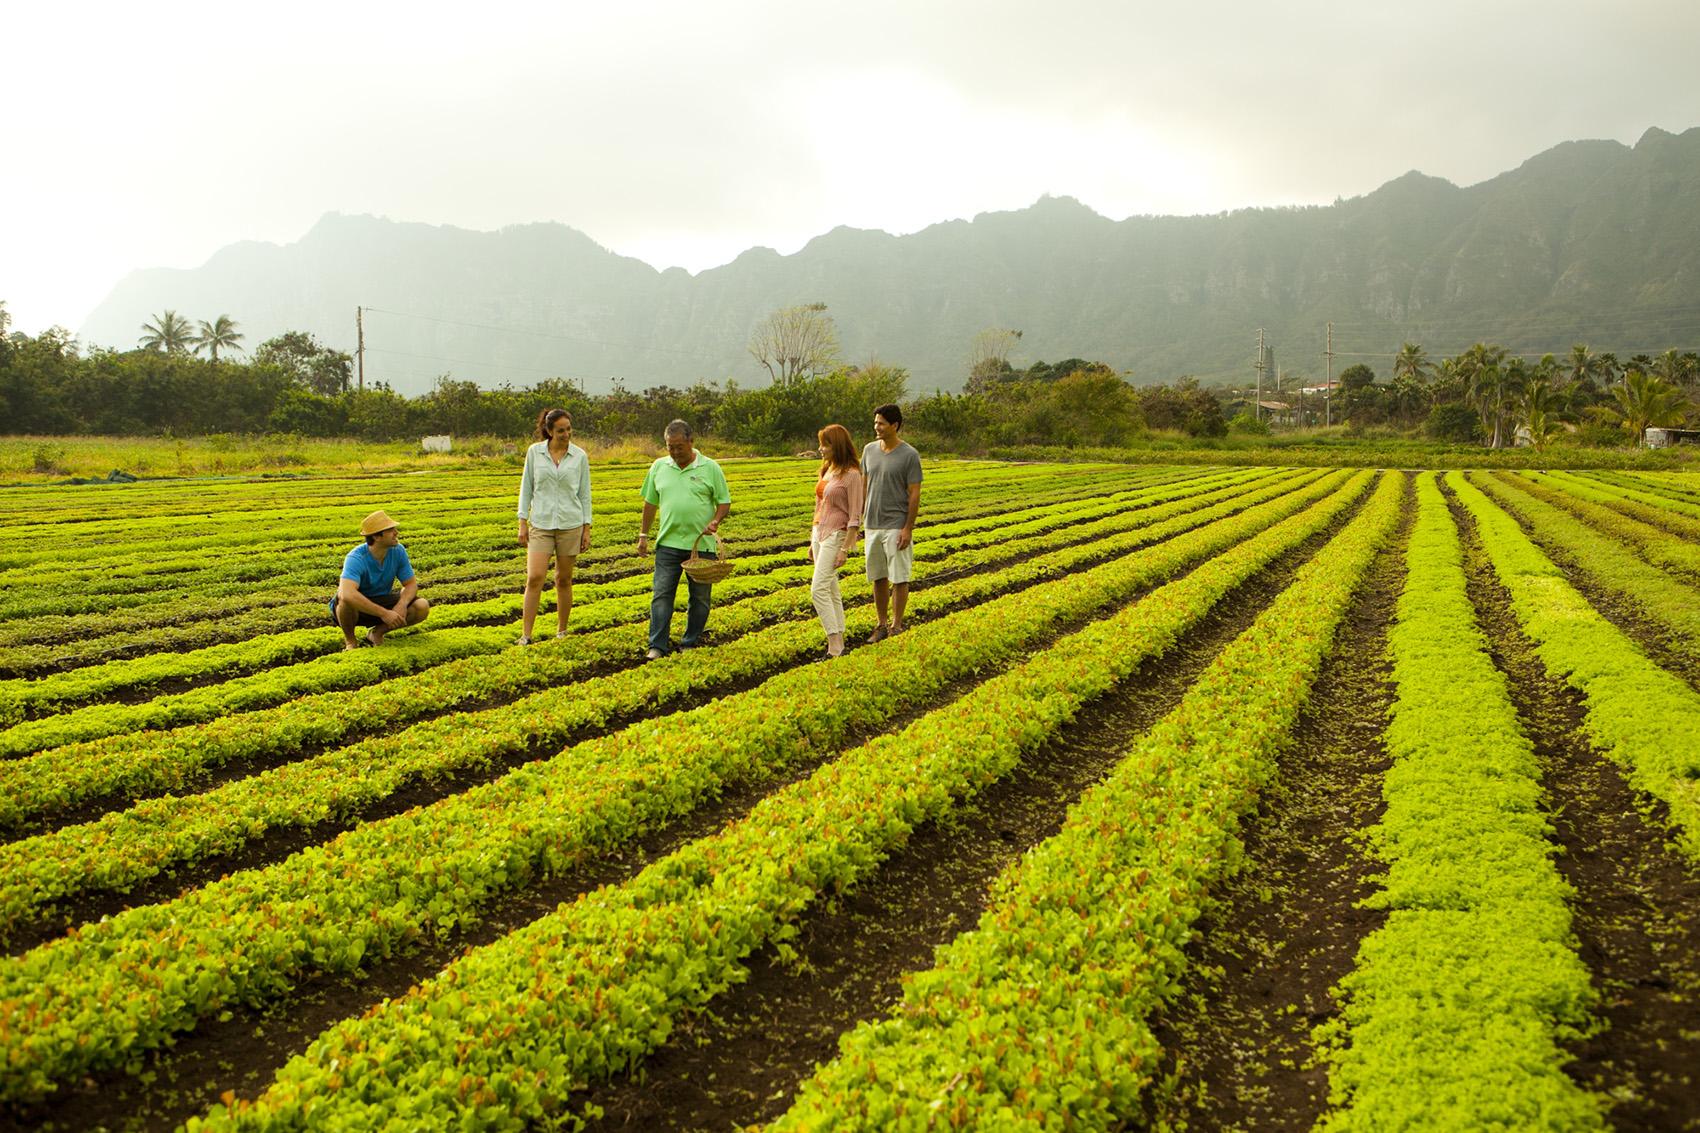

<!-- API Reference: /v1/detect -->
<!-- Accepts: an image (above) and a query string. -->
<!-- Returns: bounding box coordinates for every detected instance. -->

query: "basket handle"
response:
[690,529,724,561]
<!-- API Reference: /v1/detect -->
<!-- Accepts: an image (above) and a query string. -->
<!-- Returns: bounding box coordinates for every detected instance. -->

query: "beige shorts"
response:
[863,528,914,584]
[527,525,584,560]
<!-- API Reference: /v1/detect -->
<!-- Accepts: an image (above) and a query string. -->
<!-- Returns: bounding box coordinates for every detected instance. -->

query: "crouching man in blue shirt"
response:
[329,509,431,650]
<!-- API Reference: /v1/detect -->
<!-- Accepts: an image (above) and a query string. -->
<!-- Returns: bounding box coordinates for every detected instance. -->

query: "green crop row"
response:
[0,470,1330,932]
[1590,468,1700,500]
[0,467,1279,754]
[0,464,1160,675]
[0,467,1223,662]
[0,461,1084,584]
[0,473,1365,1103]
[1544,471,1700,542]
[1314,473,1602,1131]
[764,473,1404,1130]
[176,476,1380,1131]
[1472,473,1700,680]
[1555,470,1700,523]
[1452,472,1700,854]
[1512,472,1700,580]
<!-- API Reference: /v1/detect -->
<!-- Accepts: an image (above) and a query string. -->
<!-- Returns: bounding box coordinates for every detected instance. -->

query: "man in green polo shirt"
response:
[637,419,732,659]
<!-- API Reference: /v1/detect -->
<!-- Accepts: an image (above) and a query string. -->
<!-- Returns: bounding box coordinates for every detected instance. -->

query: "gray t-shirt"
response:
[861,440,923,530]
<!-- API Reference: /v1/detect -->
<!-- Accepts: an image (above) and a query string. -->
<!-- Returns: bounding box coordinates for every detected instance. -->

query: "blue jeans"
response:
[649,545,715,653]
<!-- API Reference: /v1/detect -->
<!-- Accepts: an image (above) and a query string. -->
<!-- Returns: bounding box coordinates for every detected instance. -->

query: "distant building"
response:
[1644,427,1700,448]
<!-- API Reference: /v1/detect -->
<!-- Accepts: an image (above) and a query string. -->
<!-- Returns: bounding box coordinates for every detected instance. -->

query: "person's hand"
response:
[834,546,848,568]
[806,542,815,564]
[580,526,592,553]
[705,518,721,535]
[637,533,651,556]
[382,605,408,629]
[517,522,529,548]
[897,527,913,550]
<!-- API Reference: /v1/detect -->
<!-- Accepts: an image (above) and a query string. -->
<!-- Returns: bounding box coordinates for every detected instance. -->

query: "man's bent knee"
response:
[410,598,431,624]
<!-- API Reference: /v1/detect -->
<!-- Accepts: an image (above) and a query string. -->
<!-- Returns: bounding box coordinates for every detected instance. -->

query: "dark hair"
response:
[873,403,902,428]
[536,408,571,441]
[365,532,379,546]
[817,424,858,477]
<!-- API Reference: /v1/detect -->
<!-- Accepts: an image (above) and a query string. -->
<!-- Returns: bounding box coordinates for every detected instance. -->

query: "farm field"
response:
[1,459,1698,1132]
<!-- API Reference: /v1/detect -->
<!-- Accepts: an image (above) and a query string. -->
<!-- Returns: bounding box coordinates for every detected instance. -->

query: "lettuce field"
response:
[1,461,1698,1131]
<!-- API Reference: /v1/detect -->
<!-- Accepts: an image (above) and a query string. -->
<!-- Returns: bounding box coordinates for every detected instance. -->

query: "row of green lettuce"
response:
[0,472,1369,1103]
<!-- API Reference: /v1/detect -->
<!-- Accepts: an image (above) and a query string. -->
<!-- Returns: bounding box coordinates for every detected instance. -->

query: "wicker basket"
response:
[682,531,733,584]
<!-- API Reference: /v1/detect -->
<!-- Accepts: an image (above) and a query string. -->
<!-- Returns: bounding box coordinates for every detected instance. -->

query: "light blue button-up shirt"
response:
[517,441,593,530]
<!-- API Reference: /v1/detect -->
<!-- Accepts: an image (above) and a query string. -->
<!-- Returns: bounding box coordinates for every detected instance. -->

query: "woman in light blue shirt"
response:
[516,408,593,644]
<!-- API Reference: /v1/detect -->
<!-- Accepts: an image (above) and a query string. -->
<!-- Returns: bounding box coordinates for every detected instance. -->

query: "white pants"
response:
[810,527,848,635]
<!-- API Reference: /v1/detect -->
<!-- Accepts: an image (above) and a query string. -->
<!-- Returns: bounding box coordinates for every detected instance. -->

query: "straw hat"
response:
[360,510,400,536]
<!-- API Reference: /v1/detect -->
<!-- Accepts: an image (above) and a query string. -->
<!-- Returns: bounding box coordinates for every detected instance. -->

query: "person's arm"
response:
[705,465,731,536]
[516,449,534,547]
[386,575,419,628]
[897,481,921,549]
[839,474,863,566]
[637,501,657,555]
[577,448,593,552]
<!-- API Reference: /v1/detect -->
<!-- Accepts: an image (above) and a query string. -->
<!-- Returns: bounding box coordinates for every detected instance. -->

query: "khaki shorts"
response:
[527,525,584,560]
[863,528,913,584]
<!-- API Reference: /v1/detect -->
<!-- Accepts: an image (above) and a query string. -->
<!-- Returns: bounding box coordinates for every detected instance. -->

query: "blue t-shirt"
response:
[341,543,414,599]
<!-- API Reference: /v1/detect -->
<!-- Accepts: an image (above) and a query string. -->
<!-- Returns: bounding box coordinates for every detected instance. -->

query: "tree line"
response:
[2,300,1694,449]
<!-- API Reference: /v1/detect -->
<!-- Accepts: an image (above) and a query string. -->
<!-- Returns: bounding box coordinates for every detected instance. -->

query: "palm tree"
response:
[1455,342,1512,446]
[1652,349,1700,390]
[139,310,195,354]
[193,315,244,362]
[1519,378,1564,450]
[1566,343,1609,394]
[1612,370,1689,442]
[1392,342,1434,386]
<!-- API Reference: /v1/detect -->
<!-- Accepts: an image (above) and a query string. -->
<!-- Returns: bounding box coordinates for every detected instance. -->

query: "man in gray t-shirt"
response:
[860,402,923,642]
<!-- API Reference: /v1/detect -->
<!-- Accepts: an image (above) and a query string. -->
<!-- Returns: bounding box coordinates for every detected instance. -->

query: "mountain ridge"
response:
[78,126,1700,395]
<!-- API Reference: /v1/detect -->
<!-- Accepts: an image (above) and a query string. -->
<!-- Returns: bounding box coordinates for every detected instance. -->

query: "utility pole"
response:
[1255,328,1266,423]
[356,306,365,393]
[1324,321,1334,427]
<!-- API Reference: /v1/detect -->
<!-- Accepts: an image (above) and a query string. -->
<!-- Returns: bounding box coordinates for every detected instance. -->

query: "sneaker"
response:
[868,624,889,644]
[646,647,664,661]
[555,631,570,640]
[516,635,533,647]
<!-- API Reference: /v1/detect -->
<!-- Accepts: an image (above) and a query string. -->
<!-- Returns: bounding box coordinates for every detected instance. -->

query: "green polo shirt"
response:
[640,451,732,552]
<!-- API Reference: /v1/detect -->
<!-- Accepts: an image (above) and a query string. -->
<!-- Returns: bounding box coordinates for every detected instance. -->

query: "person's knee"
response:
[525,571,548,591]
[411,597,431,623]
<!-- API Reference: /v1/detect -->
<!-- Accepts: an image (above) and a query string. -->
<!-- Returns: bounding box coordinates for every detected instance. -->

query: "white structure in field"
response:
[422,435,452,454]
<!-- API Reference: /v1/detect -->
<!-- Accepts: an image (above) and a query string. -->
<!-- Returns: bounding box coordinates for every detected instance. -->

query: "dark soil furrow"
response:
[1451,485,1700,1132]
[1132,475,1412,1132]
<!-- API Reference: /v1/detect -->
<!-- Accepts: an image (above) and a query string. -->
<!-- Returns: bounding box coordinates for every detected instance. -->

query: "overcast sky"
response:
[3,0,1697,338]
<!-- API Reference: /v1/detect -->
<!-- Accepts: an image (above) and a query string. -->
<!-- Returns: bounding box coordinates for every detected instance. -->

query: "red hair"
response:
[817,424,858,478]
